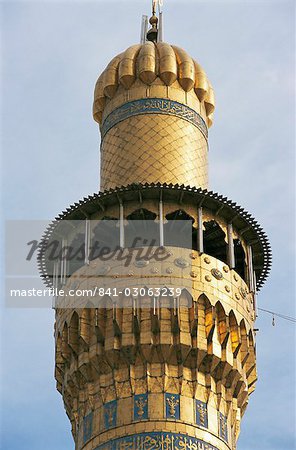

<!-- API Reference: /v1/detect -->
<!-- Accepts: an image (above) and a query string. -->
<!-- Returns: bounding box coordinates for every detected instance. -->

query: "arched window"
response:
[203,220,227,265]
[196,295,214,366]
[216,302,228,346]
[69,312,79,355]
[62,323,70,360]
[240,320,248,367]
[80,308,91,347]
[179,288,192,308]
[197,294,214,340]
[127,209,157,221]
[92,216,119,258]
[68,232,85,275]
[95,306,107,344]
[247,330,257,390]
[229,311,240,354]
[234,239,247,281]
[125,208,158,248]
[56,333,63,365]
[164,210,195,249]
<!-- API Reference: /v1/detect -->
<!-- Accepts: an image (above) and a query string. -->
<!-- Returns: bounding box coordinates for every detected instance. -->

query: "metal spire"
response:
[147,1,159,42]
[146,1,164,42]
[140,14,148,43]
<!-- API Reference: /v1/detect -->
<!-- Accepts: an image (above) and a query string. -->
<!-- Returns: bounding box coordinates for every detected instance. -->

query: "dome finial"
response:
[147,0,158,42]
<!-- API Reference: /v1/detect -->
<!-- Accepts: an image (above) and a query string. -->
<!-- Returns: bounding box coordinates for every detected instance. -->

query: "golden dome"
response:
[93,42,215,126]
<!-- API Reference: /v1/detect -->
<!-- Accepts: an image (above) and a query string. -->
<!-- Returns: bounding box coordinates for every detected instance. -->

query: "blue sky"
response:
[1,1,295,449]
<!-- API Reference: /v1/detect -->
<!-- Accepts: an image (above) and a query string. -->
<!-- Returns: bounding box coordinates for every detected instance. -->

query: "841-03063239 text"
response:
[9,286,184,298]
[86,286,183,298]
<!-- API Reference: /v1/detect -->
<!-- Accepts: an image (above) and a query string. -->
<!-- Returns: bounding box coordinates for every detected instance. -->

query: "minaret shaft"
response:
[100,106,208,190]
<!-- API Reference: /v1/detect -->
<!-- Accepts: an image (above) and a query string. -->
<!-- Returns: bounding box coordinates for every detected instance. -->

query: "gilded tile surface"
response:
[100,114,208,191]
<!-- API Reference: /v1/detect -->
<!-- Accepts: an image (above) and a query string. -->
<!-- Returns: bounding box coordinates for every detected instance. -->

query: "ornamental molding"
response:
[101,98,208,139]
[95,432,219,450]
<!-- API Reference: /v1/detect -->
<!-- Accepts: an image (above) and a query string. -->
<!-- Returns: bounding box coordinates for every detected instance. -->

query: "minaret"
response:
[39,7,271,450]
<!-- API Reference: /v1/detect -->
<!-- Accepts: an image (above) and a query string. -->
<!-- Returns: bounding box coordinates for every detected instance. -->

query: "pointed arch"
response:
[189,300,197,336]
[248,329,255,348]
[104,300,122,351]
[62,322,70,360]
[92,216,119,257]
[56,332,63,365]
[95,307,106,344]
[164,209,195,249]
[126,208,158,247]
[69,312,79,354]
[203,220,227,265]
[234,238,247,281]
[68,232,85,275]
[246,329,257,388]
[179,288,192,308]
[239,320,249,367]
[229,311,240,354]
[80,308,91,346]
[216,301,228,345]
[165,209,194,222]
[197,294,214,340]
[127,208,157,221]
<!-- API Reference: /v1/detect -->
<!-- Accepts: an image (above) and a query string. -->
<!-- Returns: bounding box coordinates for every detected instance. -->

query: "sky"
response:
[0,1,295,449]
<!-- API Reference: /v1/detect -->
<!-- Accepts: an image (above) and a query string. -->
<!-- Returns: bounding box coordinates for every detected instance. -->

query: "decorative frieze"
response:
[94,432,219,450]
[101,98,208,140]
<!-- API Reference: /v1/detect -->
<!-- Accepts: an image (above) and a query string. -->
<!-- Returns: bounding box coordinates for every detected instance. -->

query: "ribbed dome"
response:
[93,41,215,126]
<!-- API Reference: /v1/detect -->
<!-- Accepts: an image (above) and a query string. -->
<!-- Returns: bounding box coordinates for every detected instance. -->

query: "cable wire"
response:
[258,307,296,323]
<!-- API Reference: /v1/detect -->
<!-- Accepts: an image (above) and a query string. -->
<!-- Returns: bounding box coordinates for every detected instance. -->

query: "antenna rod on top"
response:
[156,0,164,42]
[140,15,148,43]
[158,11,163,42]
[158,0,164,11]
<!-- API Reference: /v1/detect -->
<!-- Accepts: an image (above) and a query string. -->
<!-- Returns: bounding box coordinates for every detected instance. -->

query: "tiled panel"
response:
[196,400,208,428]
[134,393,148,421]
[104,400,117,430]
[165,393,180,420]
[219,412,228,443]
[83,412,93,444]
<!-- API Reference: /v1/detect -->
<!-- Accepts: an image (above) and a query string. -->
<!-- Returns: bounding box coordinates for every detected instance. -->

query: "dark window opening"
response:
[234,239,246,280]
[68,232,85,274]
[125,209,158,248]
[91,216,119,258]
[203,220,227,265]
[164,210,195,249]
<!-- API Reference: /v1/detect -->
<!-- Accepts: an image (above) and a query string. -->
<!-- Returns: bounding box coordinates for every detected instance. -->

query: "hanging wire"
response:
[258,307,296,324]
